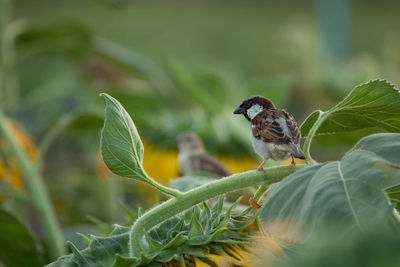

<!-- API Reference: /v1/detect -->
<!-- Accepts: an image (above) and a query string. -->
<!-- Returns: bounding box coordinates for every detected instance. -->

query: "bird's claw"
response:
[253,161,267,179]
[290,156,296,169]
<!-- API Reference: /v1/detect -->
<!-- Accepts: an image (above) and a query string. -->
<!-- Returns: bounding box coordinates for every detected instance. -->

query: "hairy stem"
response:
[130,164,305,257]
[0,109,66,259]
[146,176,183,198]
[303,110,331,165]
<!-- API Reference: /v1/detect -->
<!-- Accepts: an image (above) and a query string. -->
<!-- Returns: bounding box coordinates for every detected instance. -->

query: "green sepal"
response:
[154,248,178,263]
[48,196,258,267]
[229,210,259,230]
[68,241,100,267]
[111,254,140,267]
[188,210,204,239]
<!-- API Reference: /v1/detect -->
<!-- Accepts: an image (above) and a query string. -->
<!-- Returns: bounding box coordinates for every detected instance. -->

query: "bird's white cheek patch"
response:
[247,104,263,120]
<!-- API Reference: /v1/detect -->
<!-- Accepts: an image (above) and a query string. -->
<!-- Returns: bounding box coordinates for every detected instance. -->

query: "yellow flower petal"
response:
[193,257,211,267]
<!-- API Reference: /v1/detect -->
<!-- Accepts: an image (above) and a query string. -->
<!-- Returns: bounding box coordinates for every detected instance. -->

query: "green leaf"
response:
[188,211,204,239]
[90,237,122,265]
[261,133,400,241]
[169,61,228,112]
[155,248,178,262]
[93,38,175,93]
[68,242,100,267]
[211,195,225,228]
[387,185,400,211]
[228,214,258,231]
[301,80,400,138]
[143,232,164,256]
[0,209,42,267]
[187,226,227,246]
[275,229,400,267]
[100,93,148,182]
[45,256,77,267]
[111,255,139,267]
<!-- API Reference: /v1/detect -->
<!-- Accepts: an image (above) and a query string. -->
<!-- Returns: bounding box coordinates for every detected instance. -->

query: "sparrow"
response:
[233,95,305,172]
[177,132,232,177]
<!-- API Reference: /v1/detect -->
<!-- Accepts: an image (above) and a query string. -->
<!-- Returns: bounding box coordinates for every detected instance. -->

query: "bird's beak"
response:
[233,106,245,114]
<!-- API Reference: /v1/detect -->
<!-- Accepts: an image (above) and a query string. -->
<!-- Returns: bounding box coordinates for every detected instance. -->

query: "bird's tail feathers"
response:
[287,143,305,159]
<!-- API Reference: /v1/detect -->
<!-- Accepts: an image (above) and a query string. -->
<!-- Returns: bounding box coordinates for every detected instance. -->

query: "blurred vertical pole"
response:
[314,0,351,63]
[0,0,9,103]
[0,0,22,108]
[0,109,66,259]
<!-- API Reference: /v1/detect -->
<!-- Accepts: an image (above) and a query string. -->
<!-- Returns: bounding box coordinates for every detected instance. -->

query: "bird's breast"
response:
[252,136,291,161]
[178,152,193,175]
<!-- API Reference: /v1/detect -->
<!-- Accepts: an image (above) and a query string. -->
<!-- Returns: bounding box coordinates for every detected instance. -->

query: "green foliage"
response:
[46,197,256,267]
[261,133,400,240]
[301,79,400,139]
[387,185,400,210]
[272,229,400,267]
[0,209,42,267]
[100,93,182,197]
[100,93,147,182]
[48,78,400,266]
[5,1,400,265]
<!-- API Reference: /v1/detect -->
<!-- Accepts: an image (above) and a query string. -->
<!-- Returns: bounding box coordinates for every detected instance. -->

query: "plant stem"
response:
[145,175,183,198]
[130,164,305,257]
[0,109,66,259]
[37,112,78,166]
[303,110,330,165]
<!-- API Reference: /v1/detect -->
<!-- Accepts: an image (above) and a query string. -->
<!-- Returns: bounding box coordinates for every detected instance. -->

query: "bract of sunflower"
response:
[47,196,285,267]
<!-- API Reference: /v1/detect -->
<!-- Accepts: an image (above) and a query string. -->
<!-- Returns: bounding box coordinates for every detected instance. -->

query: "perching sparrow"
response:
[177,133,232,177]
[233,95,305,172]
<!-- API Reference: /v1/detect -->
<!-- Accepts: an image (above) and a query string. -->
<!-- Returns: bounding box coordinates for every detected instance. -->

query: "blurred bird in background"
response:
[177,133,231,177]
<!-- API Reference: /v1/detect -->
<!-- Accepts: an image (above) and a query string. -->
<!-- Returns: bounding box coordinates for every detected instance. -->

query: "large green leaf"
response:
[261,133,400,241]
[93,38,175,94]
[100,93,148,182]
[0,209,42,267]
[273,229,400,267]
[169,61,229,112]
[387,185,400,210]
[301,80,400,137]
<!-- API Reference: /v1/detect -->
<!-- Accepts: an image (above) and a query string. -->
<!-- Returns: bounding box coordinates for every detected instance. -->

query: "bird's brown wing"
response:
[281,109,301,144]
[190,153,231,177]
[252,109,301,145]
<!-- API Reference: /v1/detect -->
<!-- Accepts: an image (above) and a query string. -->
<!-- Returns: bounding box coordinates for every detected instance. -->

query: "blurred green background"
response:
[1,0,400,263]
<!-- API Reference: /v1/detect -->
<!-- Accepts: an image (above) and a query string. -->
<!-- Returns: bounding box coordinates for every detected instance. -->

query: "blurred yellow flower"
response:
[142,141,180,185]
[0,121,38,192]
[162,232,285,266]
[218,156,258,174]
